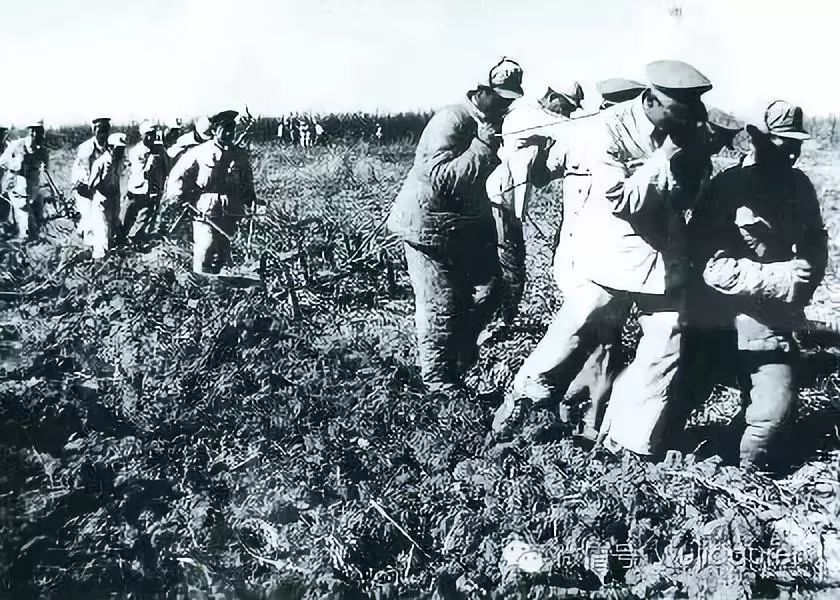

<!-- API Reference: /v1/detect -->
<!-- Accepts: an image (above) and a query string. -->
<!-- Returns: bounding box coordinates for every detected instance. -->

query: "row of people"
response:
[388,57,828,472]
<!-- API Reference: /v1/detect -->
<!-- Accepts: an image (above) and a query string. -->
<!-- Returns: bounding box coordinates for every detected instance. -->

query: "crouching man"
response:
[688,101,827,471]
[386,58,523,394]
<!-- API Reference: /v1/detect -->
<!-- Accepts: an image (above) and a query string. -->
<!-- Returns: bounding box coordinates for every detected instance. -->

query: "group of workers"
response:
[1,111,258,276]
[276,115,325,147]
[387,57,828,472]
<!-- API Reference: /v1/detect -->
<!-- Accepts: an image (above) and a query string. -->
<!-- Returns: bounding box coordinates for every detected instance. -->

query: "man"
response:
[0,126,12,224]
[167,115,211,163]
[493,60,713,461]
[164,110,257,275]
[163,117,184,150]
[71,117,111,243]
[387,57,523,394]
[485,79,581,325]
[121,121,168,246]
[687,101,827,470]
[86,133,127,259]
[596,78,646,110]
[0,121,49,241]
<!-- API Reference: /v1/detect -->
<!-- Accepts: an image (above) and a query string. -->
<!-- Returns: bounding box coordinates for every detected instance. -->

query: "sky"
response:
[3,0,838,126]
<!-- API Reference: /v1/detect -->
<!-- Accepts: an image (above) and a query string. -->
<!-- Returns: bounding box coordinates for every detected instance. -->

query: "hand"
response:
[514,134,553,150]
[788,258,812,285]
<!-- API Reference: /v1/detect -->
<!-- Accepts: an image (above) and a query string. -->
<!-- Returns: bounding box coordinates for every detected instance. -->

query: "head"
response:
[596,78,645,111]
[195,116,212,141]
[542,81,583,117]
[745,101,809,167]
[28,125,45,146]
[108,133,127,159]
[92,118,111,145]
[642,87,708,140]
[473,57,523,122]
[703,108,744,155]
[139,121,157,147]
[473,87,515,122]
[209,111,239,146]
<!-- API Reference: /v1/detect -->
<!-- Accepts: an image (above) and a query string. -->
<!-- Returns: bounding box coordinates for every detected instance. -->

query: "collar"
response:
[465,92,489,124]
[630,93,659,150]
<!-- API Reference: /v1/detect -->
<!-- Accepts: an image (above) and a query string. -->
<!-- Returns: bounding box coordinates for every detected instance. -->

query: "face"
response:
[29,127,45,146]
[474,88,515,122]
[94,122,111,144]
[644,88,707,139]
[143,130,157,147]
[213,122,236,145]
[543,90,576,117]
[754,133,802,166]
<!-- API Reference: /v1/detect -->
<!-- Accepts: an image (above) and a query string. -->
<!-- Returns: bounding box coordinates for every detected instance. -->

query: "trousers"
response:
[87,192,120,259]
[514,277,682,456]
[403,240,502,390]
[192,193,237,274]
[121,192,159,243]
[492,205,526,325]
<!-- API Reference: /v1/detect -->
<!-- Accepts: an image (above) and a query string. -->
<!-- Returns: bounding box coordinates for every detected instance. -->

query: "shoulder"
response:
[76,137,95,155]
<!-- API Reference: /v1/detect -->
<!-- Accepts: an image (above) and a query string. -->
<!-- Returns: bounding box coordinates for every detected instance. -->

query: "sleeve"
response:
[0,145,14,171]
[419,109,498,199]
[70,144,91,187]
[599,147,672,220]
[87,156,106,192]
[234,151,258,208]
[164,150,200,202]
[702,252,798,303]
[792,172,828,301]
[508,145,539,220]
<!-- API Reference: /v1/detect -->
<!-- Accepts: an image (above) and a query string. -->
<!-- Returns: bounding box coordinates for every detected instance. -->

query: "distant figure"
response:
[299,118,313,148]
[314,120,325,145]
[290,116,300,146]
[277,120,285,142]
[0,120,49,241]
[375,122,383,143]
[71,117,111,243]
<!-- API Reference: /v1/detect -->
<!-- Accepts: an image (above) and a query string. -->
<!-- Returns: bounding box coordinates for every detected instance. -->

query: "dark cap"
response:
[483,57,524,100]
[645,60,712,101]
[208,110,239,127]
[91,117,111,126]
[596,78,646,105]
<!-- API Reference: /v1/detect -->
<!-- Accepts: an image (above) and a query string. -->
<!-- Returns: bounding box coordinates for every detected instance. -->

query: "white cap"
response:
[195,116,212,139]
[139,120,157,136]
[108,133,127,148]
[547,80,584,108]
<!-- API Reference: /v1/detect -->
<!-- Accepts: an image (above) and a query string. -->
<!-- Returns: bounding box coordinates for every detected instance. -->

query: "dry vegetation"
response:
[0,124,839,599]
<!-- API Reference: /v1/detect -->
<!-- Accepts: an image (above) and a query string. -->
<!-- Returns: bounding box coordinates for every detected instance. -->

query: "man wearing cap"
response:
[167,116,212,163]
[485,79,583,326]
[120,121,168,246]
[493,60,713,458]
[686,100,827,470]
[86,133,127,259]
[0,121,49,241]
[596,78,646,110]
[387,57,523,394]
[164,110,257,275]
[71,117,111,243]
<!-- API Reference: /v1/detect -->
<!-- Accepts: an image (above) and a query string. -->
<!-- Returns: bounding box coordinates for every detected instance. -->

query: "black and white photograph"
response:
[1,0,840,598]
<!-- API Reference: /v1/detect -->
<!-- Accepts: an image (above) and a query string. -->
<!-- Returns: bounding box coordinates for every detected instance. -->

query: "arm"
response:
[163,151,200,203]
[792,173,828,303]
[420,108,498,200]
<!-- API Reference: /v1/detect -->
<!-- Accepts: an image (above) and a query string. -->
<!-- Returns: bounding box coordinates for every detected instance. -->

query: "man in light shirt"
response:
[121,121,168,246]
[71,117,111,243]
[493,60,713,462]
[87,133,127,259]
[0,121,49,241]
[485,79,583,325]
[164,110,257,275]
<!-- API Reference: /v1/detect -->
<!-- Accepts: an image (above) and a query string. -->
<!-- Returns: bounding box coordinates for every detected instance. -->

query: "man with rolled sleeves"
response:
[387,58,522,394]
[493,60,713,459]
[0,120,49,241]
[485,77,582,326]
[164,110,257,275]
[71,117,111,243]
[121,120,168,246]
[687,101,827,470]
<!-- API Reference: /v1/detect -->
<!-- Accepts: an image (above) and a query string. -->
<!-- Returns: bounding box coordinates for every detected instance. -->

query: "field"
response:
[1,131,840,599]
